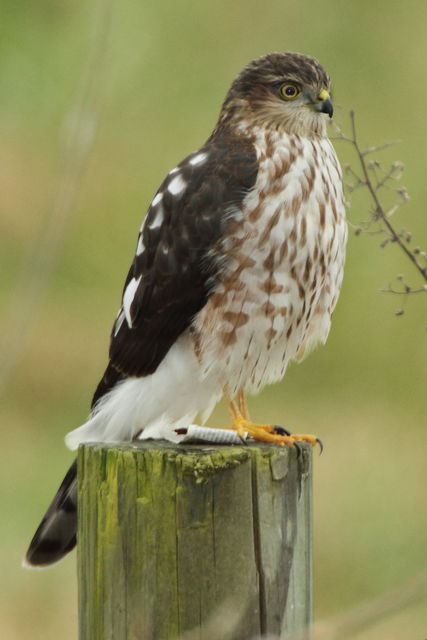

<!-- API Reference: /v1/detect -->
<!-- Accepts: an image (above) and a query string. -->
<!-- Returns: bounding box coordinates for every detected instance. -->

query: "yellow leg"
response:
[224,388,321,449]
[237,390,250,420]
[224,388,240,422]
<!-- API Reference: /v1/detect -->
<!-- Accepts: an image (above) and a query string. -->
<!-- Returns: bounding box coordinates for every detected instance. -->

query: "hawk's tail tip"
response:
[23,521,77,569]
[23,459,78,569]
[21,555,49,571]
[22,549,70,570]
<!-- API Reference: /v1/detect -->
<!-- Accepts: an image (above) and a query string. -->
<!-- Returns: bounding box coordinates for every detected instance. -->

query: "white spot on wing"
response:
[148,205,164,230]
[152,192,163,206]
[169,166,179,175]
[123,275,142,328]
[139,192,163,232]
[189,152,208,166]
[136,234,145,255]
[113,309,125,337]
[168,174,186,196]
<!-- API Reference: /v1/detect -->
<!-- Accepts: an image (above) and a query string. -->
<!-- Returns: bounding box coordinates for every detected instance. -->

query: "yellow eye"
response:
[280,83,301,100]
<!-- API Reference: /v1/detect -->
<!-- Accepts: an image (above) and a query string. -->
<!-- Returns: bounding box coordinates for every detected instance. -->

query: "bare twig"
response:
[206,572,427,640]
[333,114,427,323]
[334,111,427,320]
[382,287,427,295]
[313,571,427,640]
[345,111,427,284]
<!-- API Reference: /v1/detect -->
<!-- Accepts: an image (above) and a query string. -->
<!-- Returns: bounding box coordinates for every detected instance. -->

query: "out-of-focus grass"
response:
[1,1,426,638]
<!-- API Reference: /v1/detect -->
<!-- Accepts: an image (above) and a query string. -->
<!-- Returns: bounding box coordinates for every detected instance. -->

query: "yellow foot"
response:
[223,389,322,451]
[231,417,322,451]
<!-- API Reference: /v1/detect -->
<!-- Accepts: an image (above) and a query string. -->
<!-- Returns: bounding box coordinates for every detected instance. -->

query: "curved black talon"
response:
[273,425,292,436]
[293,441,302,458]
[316,438,324,454]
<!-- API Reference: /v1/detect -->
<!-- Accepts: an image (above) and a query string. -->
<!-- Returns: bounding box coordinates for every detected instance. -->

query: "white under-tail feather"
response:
[65,334,221,450]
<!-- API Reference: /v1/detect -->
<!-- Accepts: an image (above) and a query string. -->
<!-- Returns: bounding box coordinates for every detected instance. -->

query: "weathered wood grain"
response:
[77,441,312,640]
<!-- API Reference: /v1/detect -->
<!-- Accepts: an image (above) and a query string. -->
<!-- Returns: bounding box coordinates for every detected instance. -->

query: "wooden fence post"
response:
[77,440,312,640]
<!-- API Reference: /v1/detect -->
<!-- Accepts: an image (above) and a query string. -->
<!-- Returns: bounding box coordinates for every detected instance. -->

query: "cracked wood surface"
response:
[77,441,312,640]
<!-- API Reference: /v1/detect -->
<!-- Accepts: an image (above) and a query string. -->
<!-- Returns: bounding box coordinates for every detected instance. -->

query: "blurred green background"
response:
[1,1,426,638]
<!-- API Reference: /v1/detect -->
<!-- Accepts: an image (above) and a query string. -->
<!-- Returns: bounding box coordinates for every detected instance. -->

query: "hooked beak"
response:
[312,88,334,118]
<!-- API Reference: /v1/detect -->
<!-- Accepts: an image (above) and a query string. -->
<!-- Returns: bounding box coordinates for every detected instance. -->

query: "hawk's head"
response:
[219,52,333,137]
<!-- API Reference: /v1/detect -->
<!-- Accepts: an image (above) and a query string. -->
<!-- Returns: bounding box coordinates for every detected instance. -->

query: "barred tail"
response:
[24,459,78,568]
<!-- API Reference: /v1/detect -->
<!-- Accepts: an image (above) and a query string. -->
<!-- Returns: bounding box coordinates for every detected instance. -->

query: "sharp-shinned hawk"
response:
[25,52,347,567]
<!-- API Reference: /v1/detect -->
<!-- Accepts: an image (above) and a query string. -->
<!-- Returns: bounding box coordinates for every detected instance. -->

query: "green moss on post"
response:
[77,441,312,640]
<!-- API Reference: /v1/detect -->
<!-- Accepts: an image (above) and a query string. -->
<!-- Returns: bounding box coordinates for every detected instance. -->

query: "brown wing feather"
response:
[92,132,258,407]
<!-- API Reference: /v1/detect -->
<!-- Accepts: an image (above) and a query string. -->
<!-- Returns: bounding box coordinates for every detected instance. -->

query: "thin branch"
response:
[313,571,427,640]
[381,286,427,295]
[347,111,427,283]
[361,140,401,156]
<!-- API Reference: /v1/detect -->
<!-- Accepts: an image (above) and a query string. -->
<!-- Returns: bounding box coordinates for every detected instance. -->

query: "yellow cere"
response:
[318,88,330,101]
